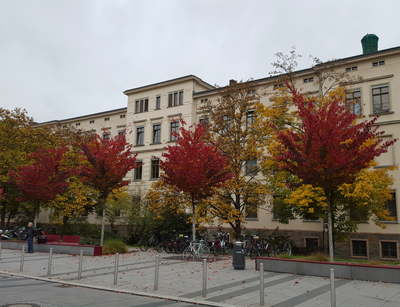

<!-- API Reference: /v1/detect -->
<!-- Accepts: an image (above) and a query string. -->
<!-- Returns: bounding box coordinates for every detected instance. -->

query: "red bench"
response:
[61,235,81,245]
[46,235,61,244]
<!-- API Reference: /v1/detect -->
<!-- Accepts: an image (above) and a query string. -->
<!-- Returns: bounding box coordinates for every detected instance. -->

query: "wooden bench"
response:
[60,235,81,245]
[46,235,61,244]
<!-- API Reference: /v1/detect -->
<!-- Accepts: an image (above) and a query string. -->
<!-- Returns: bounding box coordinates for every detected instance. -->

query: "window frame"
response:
[245,159,258,176]
[168,91,184,107]
[151,158,160,180]
[102,131,110,141]
[371,84,390,114]
[134,160,143,181]
[156,95,161,110]
[170,121,179,141]
[153,123,161,144]
[380,240,399,260]
[380,191,397,222]
[345,88,362,116]
[135,98,149,113]
[136,126,144,146]
[350,239,369,259]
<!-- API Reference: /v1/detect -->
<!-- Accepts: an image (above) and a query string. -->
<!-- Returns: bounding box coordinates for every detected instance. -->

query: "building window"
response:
[351,240,368,258]
[305,238,319,249]
[170,121,179,141]
[120,114,125,118]
[105,117,110,121]
[380,191,397,221]
[380,241,398,259]
[246,110,255,128]
[346,89,362,116]
[200,98,208,103]
[102,131,110,141]
[156,96,161,109]
[168,91,183,107]
[118,130,125,146]
[136,127,144,145]
[134,161,142,180]
[76,123,80,126]
[303,77,314,83]
[199,117,209,127]
[90,120,95,124]
[346,66,358,72]
[245,194,257,219]
[151,159,159,179]
[372,84,390,114]
[373,61,385,67]
[135,98,149,113]
[245,159,257,175]
[153,124,161,144]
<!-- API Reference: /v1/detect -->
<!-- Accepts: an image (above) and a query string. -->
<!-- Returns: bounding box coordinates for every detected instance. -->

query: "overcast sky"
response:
[1,0,400,123]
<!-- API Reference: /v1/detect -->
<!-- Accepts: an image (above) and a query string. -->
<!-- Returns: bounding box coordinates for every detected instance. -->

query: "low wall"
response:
[0,241,102,256]
[256,257,400,283]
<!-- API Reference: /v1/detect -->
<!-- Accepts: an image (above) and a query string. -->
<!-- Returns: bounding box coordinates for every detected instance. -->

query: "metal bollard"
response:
[113,253,119,285]
[154,255,159,290]
[330,268,336,307]
[0,243,2,260]
[20,245,25,271]
[202,259,207,297]
[78,250,83,280]
[47,248,53,276]
[260,263,264,306]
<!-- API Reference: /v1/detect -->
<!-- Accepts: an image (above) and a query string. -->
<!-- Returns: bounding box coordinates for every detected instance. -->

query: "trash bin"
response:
[232,241,245,270]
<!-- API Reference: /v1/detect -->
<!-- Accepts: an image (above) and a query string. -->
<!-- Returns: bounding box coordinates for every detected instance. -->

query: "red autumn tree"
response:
[160,120,235,241]
[76,129,139,246]
[8,147,74,225]
[273,86,397,262]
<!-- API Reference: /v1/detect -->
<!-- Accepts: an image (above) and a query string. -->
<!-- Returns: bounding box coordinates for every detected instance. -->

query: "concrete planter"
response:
[256,257,400,283]
[0,240,102,256]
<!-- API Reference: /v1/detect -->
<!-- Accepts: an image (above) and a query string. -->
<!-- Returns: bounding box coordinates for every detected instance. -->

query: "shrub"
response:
[102,238,128,255]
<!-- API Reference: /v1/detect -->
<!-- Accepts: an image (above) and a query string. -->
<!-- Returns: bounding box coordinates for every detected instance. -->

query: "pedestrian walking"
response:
[27,222,34,253]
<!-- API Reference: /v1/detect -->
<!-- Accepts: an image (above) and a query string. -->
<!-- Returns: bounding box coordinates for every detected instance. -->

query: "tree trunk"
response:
[192,194,196,242]
[100,198,106,247]
[1,203,6,230]
[325,191,334,262]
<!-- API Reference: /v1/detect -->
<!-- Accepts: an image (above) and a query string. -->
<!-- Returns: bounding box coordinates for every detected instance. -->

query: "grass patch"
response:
[277,253,400,266]
[102,238,128,255]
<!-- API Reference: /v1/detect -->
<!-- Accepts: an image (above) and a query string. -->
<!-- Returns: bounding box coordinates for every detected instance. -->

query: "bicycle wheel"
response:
[210,246,218,257]
[281,242,292,256]
[198,245,210,259]
[250,245,259,259]
[183,246,194,261]
[155,241,164,253]
[139,238,149,252]
[165,240,173,253]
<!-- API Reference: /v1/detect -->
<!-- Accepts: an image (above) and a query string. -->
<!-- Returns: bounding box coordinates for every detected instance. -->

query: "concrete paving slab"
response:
[2,248,400,307]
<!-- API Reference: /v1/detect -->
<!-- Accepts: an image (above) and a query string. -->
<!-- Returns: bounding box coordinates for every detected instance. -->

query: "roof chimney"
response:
[361,34,379,54]
[229,79,237,86]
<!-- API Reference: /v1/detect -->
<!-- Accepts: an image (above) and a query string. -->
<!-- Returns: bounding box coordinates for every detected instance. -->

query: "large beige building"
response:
[37,37,400,260]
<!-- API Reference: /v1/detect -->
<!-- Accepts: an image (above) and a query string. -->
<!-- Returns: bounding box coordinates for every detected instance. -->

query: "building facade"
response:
[37,39,400,260]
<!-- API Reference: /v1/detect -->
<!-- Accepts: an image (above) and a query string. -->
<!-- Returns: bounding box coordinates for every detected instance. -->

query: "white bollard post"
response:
[47,248,53,276]
[20,245,25,271]
[260,262,264,306]
[154,255,159,290]
[113,253,119,285]
[202,258,207,297]
[78,250,83,280]
[330,268,336,307]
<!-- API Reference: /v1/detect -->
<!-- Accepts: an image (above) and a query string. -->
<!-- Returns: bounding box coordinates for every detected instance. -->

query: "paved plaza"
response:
[1,247,400,306]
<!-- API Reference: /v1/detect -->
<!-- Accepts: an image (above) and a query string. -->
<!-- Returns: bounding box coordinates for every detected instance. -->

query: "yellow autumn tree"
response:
[199,80,271,237]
